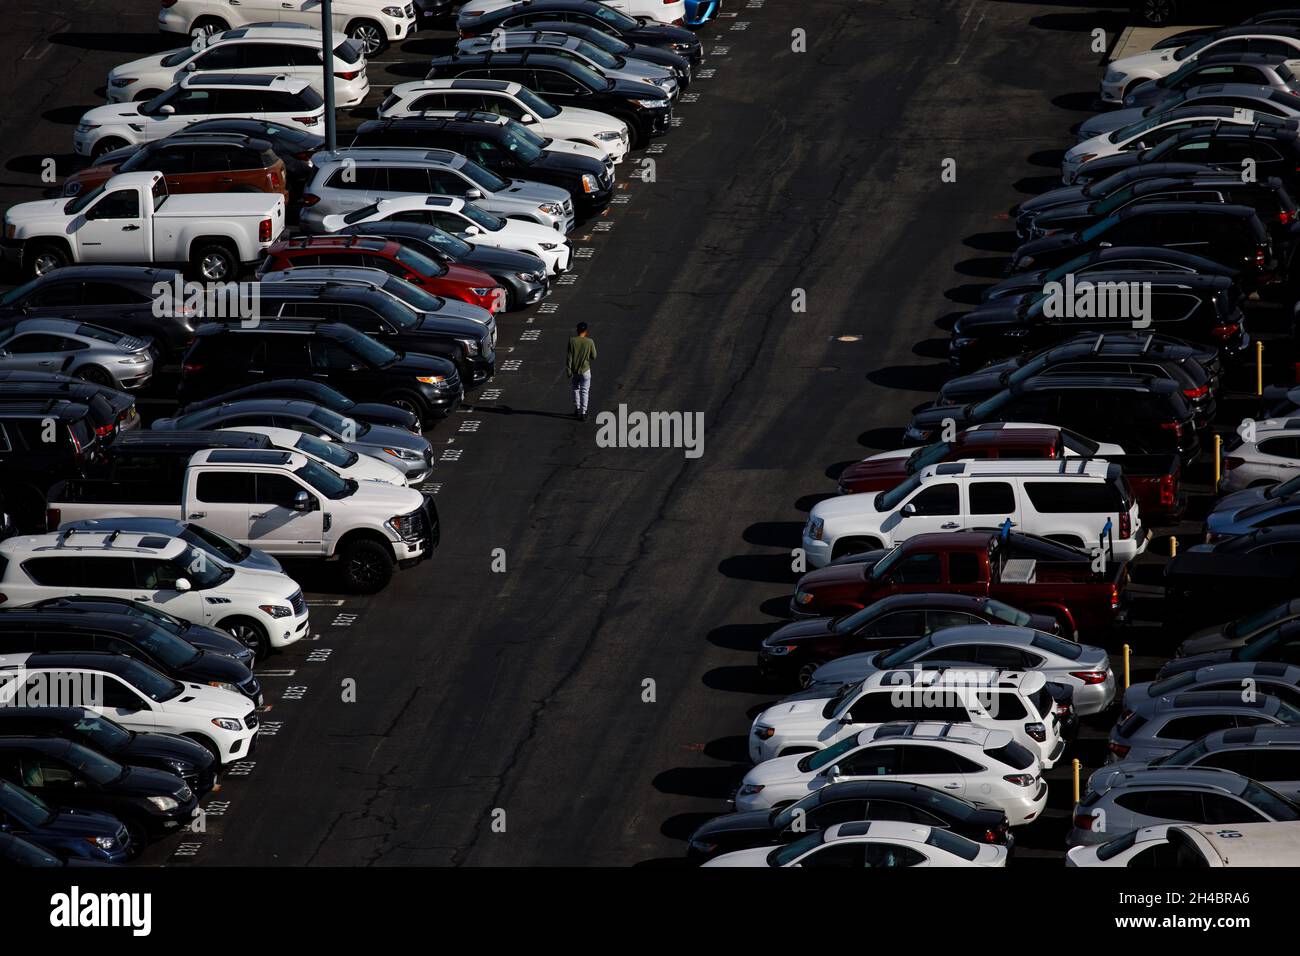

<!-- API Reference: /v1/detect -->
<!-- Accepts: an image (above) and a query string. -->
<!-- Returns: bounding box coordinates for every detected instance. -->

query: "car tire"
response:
[190,16,229,39]
[219,616,270,660]
[383,389,432,421]
[90,137,129,161]
[1131,0,1177,26]
[339,538,394,594]
[184,734,223,765]
[795,659,827,690]
[76,365,113,387]
[23,241,69,278]
[347,19,388,56]
[189,241,238,282]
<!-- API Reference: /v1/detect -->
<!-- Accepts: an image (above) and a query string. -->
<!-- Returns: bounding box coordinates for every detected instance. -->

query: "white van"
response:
[803,459,1145,567]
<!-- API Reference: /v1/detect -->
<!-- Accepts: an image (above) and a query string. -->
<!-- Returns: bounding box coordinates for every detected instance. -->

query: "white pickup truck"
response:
[1,171,284,281]
[46,446,438,593]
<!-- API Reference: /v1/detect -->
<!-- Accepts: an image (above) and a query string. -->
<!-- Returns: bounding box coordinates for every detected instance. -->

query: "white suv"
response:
[749,667,1065,768]
[158,0,416,55]
[0,530,310,654]
[803,458,1145,567]
[75,73,325,160]
[0,652,258,764]
[378,79,630,164]
[108,25,370,106]
[734,721,1049,825]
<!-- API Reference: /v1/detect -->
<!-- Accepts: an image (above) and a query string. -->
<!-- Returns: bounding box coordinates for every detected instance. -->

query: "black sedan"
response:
[687,781,1012,862]
[177,378,420,434]
[0,738,197,851]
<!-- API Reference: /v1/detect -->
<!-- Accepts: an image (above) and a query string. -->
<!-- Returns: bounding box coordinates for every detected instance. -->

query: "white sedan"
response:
[1100,29,1300,105]
[1062,107,1263,184]
[703,821,1007,867]
[219,426,408,487]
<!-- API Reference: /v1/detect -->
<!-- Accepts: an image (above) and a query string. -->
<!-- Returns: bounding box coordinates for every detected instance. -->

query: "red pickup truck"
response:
[790,530,1127,638]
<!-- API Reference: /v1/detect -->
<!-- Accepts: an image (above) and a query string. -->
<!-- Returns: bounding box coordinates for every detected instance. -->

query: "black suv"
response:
[950,272,1247,370]
[457,0,703,66]
[178,378,419,432]
[983,245,1240,303]
[1074,123,1300,190]
[526,22,692,82]
[1009,203,1277,288]
[0,737,197,850]
[940,332,1219,426]
[0,265,197,359]
[333,220,549,310]
[0,607,260,704]
[905,374,1200,460]
[0,708,215,800]
[206,280,495,385]
[179,322,463,421]
[426,50,672,147]
[0,399,102,530]
[350,114,614,213]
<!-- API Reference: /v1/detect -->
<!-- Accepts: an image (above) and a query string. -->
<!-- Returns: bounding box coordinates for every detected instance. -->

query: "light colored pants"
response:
[571,370,591,413]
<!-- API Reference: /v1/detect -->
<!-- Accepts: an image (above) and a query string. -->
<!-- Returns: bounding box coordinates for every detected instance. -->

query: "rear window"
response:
[924,828,981,862]
[1023,480,1123,514]
[1118,712,1148,737]
[1094,829,1139,861]
[1029,632,1084,660]
[1279,63,1297,84]
[985,739,1036,770]
[334,39,363,64]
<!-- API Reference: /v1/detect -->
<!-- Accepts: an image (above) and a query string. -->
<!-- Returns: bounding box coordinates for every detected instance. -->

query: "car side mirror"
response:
[158,103,175,115]
[520,113,535,124]
[464,225,480,235]
[174,577,192,592]
[464,188,482,200]
[185,62,197,71]
[901,502,917,516]
[824,764,841,781]
[293,490,312,512]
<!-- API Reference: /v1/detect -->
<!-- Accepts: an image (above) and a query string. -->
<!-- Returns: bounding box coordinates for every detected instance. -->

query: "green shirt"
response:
[566,335,597,376]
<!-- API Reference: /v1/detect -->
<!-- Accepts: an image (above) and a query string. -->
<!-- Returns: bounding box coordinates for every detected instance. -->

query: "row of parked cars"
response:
[693,10,1300,867]
[0,0,718,866]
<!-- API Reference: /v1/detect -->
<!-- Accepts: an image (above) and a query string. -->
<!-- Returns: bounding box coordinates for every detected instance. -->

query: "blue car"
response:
[58,516,282,574]
[684,0,720,28]
[0,779,131,864]
[0,831,116,867]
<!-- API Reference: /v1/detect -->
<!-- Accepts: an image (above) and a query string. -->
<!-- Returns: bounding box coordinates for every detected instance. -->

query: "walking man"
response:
[565,321,596,421]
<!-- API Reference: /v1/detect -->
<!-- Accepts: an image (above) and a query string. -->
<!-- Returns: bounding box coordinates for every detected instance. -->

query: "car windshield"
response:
[64,184,106,216]
[1094,829,1139,861]
[134,622,203,668]
[462,202,505,231]
[0,781,56,828]
[969,391,1013,420]
[498,126,544,163]
[1267,476,1300,499]
[1080,216,1120,243]
[595,4,637,27]
[575,40,620,68]
[878,635,932,669]
[177,545,233,589]
[768,830,824,867]
[580,30,627,55]
[159,47,194,68]
[1092,183,1140,216]
[1155,735,1211,767]
[926,827,981,861]
[118,658,184,703]
[803,735,862,772]
[1114,114,1171,142]
[72,713,132,751]
[1239,624,1293,661]
[984,599,1033,627]
[460,157,509,193]
[181,523,251,564]
[307,404,363,437]
[1148,671,1199,696]
[905,441,952,472]
[141,88,173,114]
[419,227,473,259]
[832,603,885,634]
[0,278,40,307]
[564,59,609,90]
[1243,779,1300,820]
[296,432,357,469]
[985,739,1037,770]
[869,545,905,580]
[875,473,922,513]
[1028,630,1084,658]
[1174,34,1223,61]
[514,86,559,119]
[394,243,446,278]
[827,680,863,720]
[295,461,354,500]
[65,742,127,785]
[382,274,448,313]
[770,789,826,829]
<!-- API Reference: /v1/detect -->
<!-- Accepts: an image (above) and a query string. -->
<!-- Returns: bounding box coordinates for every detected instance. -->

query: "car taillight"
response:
[1119,510,1131,540]
[183,362,203,373]
[270,170,282,190]
[1159,474,1175,508]
[301,193,321,207]
[1110,583,1119,609]
[1257,245,1267,267]
[94,423,114,437]
[45,508,60,529]
[1158,419,1189,436]
[259,218,273,242]
[1073,813,1096,831]
[983,829,998,843]
[1069,671,1108,685]
[293,115,320,127]
[1025,721,1047,742]
[1211,322,1241,341]
[1109,740,1130,758]
[1003,774,1036,787]
[1182,384,1209,399]
[1280,209,1295,225]
[336,70,362,80]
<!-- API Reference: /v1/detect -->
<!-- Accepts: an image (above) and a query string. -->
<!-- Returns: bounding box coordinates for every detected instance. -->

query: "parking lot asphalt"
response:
[2,0,1148,866]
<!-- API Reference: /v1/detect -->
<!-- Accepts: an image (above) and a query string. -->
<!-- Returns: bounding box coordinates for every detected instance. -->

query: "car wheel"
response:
[190,242,238,282]
[190,17,229,40]
[184,734,223,765]
[348,20,388,56]
[219,616,270,659]
[90,137,129,161]
[76,365,113,387]
[1131,0,1176,26]
[795,659,827,690]
[339,538,394,594]
[384,389,430,421]
[24,242,70,279]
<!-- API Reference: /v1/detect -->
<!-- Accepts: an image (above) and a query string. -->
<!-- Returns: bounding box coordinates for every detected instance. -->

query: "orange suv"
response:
[62,134,288,200]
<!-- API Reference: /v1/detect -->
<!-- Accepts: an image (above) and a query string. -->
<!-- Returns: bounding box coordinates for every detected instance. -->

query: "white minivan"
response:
[803,459,1145,567]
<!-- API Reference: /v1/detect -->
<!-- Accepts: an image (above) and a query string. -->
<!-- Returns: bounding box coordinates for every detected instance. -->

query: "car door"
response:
[896,745,967,796]
[126,556,206,622]
[887,482,961,543]
[0,751,91,814]
[306,335,362,388]
[881,551,945,595]
[837,744,901,782]
[0,333,69,373]
[190,471,255,543]
[152,88,219,138]
[965,480,1019,534]
[76,188,149,263]
[853,609,927,648]
[143,142,198,193]
[89,674,159,732]
[248,472,324,555]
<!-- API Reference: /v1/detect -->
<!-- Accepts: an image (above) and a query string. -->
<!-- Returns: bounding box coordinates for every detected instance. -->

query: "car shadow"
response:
[49,32,180,54]
[717,554,800,585]
[866,364,953,392]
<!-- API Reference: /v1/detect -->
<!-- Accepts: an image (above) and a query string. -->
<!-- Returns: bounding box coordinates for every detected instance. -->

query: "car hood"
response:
[1012,233,1080,267]
[554,105,629,135]
[809,651,880,687]
[156,680,255,719]
[459,242,545,274]
[107,764,192,799]
[811,492,885,524]
[61,162,122,196]
[700,846,775,867]
[939,369,1009,403]
[910,401,974,433]
[1175,629,1240,656]
[1077,107,1145,141]
[541,138,611,164]
[351,421,429,454]
[764,617,838,648]
[498,178,571,205]
[608,76,670,100]
[178,624,256,666]
[529,149,606,177]
[346,475,425,511]
[837,451,913,492]
[174,650,253,689]
[1112,48,1180,77]
[120,731,214,770]
[385,349,460,377]
[109,50,182,82]
[627,22,700,46]
[350,401,421,432]
[1018,186,1091,216]
[44,806,129,840]
[1156,650,1235,677]
[3,196,77,228]
[742,751,811,788]
[1210,486,1272,516]
[346,452,407,485]
[1033,201,1094,228]
[78,102,149,127]
[413,298,494,326]
[756,696,835,732]
[798,559,875,592]
[689,808,774,842]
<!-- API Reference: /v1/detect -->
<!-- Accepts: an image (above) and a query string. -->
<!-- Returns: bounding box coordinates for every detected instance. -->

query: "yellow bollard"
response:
[1214,433,1223,487]
[1169,535,1178,558]
[1073,758,1081,805]
[1257,340,1265,397]
[1123,643,1131,690]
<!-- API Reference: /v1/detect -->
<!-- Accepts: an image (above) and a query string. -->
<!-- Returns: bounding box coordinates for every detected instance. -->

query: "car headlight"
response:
[952,337,976,349]
[211,718,244,732]
[515,271,541,283]
[539,241,558,250]
[165,760,193,776]
[109,77,136,88]
[86,835,117,850]
[594,130,622,142]
[148,795,179,813]
[764,644,797,656]
[208,681,241,694]
[631,98,668,109]
[383,446,422,460]
[457,336,481,356]
[1105,69,1123,83]
[258,604,292,619]
[580,173,600,193]
[794,590,814,606]
[416,375,451,390]
[386,512,422,538]
[736,783,765,797]
[652,77,674,89]
[807,516,824,541]
[382,5,405,15]
[753,724,775,740]
[1017,256,1034,269]
[1075,153,1097,165]
[539,202,564,216]
[76,123,100,134]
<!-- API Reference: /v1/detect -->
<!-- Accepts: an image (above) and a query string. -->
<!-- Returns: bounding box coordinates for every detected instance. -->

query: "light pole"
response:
[321,0,338,152]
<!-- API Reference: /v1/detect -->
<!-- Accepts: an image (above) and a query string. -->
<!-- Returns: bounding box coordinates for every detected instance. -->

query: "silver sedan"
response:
[0,318,153,389]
